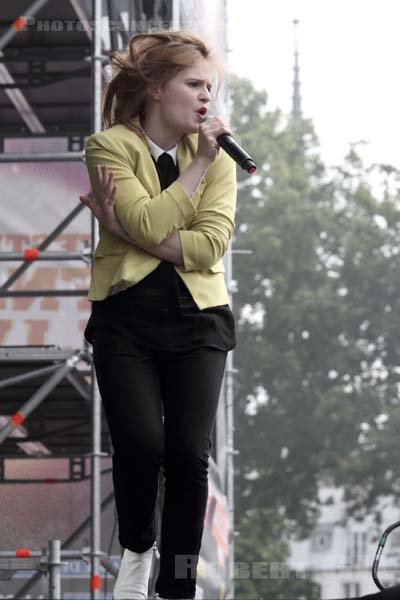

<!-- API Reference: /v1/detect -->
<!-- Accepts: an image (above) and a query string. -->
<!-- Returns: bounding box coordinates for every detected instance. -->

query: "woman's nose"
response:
[199,87,211,102]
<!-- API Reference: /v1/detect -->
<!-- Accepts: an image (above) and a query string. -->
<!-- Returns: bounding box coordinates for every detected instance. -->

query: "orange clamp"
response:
[91,575,101,590]
[11,411,25,426]
[24,248,39,261]
[12,17,27,32]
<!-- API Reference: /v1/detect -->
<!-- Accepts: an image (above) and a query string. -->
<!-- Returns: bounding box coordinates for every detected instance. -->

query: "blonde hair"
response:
[102,30,223,130]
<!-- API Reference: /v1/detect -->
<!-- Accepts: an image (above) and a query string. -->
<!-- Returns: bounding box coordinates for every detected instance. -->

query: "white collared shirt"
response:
[145,133,178,165]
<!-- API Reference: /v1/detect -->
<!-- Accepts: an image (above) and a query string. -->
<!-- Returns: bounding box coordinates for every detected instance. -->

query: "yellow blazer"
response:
[84,116,237,309]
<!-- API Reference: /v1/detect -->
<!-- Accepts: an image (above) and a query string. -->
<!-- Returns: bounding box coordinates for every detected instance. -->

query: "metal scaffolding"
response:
[0,1,112,596]
[0,1,237,598]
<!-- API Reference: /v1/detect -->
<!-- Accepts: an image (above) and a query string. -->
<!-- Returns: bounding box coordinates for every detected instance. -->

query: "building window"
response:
[347,531,367,566]
[310,526,333,552]
[343,582,360,598]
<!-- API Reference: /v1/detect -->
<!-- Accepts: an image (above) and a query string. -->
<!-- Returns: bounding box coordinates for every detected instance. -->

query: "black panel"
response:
[0,346,111,458]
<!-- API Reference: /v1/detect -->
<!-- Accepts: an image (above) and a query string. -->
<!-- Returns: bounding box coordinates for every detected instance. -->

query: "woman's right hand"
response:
[196,116,233,164]
[79,165,128,240]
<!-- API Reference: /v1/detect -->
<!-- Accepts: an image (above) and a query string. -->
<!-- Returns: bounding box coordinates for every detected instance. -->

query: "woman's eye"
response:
[188,82,212,92]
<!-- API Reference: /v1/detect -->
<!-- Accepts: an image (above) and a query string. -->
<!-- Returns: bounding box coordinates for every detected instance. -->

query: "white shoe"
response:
[113,540,160,599]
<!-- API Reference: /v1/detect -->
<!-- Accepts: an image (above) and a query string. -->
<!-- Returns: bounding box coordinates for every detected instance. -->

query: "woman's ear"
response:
[147,83,161,101]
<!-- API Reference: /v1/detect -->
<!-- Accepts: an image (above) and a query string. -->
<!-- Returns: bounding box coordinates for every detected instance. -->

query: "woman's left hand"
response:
[79,165,128,239]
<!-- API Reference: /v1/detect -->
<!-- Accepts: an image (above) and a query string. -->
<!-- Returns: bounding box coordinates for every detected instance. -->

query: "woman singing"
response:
[79,30,237,600]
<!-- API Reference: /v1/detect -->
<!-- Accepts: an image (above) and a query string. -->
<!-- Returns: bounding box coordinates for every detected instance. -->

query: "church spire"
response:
[292,18,302,123]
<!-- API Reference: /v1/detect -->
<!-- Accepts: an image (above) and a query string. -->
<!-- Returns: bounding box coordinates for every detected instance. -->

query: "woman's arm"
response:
[83,118,231,248]
[80,146,236,271]
[80,117,234,266]
[176,151,237,271]
[79,165,184,265]
[127,229,184,266]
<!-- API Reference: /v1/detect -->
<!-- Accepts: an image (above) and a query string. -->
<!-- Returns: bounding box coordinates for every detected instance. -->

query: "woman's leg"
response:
[154,346,228,600]
[93,327,165,552]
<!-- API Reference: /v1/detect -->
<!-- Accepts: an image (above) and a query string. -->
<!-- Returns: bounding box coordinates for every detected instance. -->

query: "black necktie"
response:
[155,152,179,190]
[152,152,181,287]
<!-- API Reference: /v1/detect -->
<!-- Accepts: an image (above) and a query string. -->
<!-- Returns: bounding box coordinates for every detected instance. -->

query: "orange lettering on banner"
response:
[0,234,91,253]
[61,268,91,314]
[24,320,49,345]
[0,234,30,251]
[1,236,91,317]
[58,234,90,251]
[78,298,91,312]
[0,320,12,344]
[12,268,58,311]
[41,298,59,310]
[0,267,21,309]
[61,267,90,282]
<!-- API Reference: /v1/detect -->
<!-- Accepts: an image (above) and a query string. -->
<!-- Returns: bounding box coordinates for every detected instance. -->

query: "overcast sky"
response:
[226,0,400,169]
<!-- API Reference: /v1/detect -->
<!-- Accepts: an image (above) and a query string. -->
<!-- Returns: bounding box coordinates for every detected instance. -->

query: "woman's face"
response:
[149,56,213,136]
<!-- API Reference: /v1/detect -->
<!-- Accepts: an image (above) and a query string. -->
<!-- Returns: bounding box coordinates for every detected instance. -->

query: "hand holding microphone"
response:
[199,115,257,174]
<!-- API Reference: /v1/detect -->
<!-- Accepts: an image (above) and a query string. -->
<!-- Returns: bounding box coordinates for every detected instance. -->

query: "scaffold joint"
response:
[24,248,39,261]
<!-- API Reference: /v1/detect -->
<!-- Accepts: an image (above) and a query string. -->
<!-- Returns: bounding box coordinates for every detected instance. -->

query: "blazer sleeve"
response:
[178,151,237,271]
[84,133,198,247]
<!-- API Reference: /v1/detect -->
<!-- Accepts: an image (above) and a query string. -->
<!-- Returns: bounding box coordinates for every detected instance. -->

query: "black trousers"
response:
[93,325,227,599]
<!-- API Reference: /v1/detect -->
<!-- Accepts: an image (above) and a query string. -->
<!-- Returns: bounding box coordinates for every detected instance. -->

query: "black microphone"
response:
[202,115,257,174]
[217,133,257,174]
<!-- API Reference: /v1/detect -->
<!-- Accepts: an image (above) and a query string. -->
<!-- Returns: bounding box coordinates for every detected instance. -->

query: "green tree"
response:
[229,74,400,598]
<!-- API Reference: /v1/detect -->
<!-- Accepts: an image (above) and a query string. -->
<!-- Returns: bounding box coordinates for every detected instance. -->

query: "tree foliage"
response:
[229,74,400,597]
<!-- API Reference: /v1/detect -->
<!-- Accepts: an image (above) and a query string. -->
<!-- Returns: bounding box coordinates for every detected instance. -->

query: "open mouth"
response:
[197,107,208,117]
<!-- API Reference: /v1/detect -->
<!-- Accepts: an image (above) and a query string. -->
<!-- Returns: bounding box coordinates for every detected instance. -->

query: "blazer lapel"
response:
[126,116,203,200]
